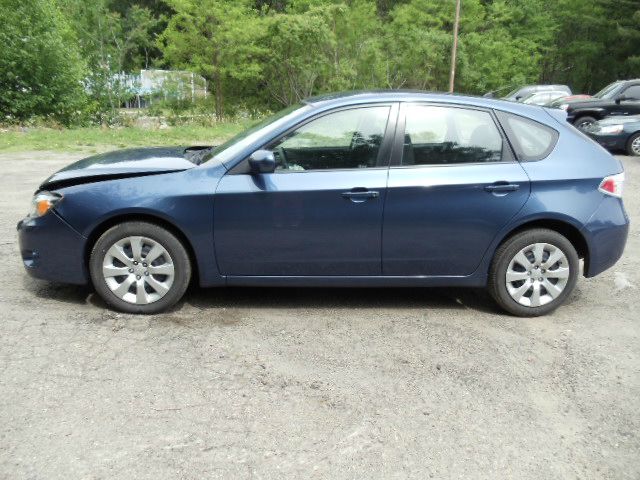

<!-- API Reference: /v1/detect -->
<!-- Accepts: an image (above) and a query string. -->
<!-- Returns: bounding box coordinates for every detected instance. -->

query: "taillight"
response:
[598,172,624,198]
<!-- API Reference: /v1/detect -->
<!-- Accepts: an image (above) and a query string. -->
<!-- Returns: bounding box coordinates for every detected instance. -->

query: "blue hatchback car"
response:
[18,92,629,316]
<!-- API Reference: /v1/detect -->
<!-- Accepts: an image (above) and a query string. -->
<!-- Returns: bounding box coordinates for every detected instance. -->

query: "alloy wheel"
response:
[631,136,640,156]
[102,236,175,305]
[505,242,570,308]
[577,120,594,131]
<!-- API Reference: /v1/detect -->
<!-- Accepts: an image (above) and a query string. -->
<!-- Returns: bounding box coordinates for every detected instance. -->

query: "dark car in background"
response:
[545,94,592,110]
[566,79,640,130]
[587,115,640,156]
[17,91,629,317]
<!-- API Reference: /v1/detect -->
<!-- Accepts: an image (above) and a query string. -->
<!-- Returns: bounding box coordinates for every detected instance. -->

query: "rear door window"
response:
[402,105,505,165]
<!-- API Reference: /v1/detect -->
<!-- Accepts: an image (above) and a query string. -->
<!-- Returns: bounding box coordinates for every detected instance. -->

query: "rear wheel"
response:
[573,115,597,131]
[90,222,191,314]
[627,132,640,156]
[488,229,579,317]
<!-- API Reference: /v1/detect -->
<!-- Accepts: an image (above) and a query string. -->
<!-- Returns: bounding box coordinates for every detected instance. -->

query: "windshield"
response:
[519,93,538,103]
[524,92,566,104]
[205,103,313,164]
[593,81,622,99]
[504,87,523,98]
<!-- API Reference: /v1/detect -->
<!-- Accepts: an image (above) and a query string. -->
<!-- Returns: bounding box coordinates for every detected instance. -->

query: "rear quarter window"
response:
[495,111,559,161]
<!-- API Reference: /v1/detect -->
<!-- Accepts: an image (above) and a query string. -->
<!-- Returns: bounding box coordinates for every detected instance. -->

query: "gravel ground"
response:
[0,151,638,480]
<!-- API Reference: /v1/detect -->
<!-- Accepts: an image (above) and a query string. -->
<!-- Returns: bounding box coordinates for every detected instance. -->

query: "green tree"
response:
[108,0,170,71]
[383,0,458,90]
[159,0,264,118]
[3,0,639,124]
[259,7,334,105]
[544,0,640,93]
[321,0,386,91]
[0,0,87,124]
[57,0,130,122]
[458,0,556,94]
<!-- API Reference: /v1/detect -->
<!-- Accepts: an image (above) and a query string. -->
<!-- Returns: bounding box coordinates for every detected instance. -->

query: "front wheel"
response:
[488,229,579,317]
[573,115,597,131]
[90,222,191,314]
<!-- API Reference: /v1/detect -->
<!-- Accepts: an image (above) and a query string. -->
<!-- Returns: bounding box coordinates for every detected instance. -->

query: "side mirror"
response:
[248,149,276,174]
[615,95,626,104]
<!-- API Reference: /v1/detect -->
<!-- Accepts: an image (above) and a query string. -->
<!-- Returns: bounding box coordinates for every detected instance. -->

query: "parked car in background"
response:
[566,79,640,130]
[520,91,569,106]
[501,85,572,101]
[18,91,629,317]
[586,115,640,156]
[545,94,592,110]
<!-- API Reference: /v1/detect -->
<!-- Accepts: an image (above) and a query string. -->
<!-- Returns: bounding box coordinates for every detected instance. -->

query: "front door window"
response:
[268,106,391,171]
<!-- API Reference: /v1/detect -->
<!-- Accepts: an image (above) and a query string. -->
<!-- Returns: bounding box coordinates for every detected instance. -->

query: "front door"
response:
[611,84,640,117]
[214,104,396,276]
[382,103,530,276]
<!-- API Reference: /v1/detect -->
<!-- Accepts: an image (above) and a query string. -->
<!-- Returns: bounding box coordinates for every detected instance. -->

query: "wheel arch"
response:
[493,218,590,274]
[571,110,604,122]
[84,212,200,286]
[627,131,640,156]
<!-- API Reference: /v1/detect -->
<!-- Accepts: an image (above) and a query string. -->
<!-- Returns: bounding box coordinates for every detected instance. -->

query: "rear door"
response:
[382,103,530,276]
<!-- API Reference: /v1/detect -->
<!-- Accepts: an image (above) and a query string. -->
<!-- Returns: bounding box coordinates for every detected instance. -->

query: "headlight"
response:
[29,191,63,218]
[598,124,624,135]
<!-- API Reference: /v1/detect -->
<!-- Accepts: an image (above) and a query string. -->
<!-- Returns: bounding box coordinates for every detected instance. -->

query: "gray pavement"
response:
[0,151,638,479]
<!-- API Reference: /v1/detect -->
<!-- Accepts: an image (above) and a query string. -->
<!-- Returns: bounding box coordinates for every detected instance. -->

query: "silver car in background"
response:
[520,91,570,106]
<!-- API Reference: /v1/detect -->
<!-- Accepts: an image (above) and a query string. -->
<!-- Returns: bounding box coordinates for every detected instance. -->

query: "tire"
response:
[90,221,191,314]
[488,229,579,317]
[626,132,640,157]
[573,115,597,131]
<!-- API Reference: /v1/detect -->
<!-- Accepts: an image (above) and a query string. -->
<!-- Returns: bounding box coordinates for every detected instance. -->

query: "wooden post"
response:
[449,0,461,93]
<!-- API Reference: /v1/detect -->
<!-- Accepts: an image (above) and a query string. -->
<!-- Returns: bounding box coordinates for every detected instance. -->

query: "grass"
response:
[0,122,251,153]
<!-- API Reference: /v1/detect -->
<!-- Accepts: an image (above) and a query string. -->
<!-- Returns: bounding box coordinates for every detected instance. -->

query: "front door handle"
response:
[341,189,380,203]
[484,182,520,194]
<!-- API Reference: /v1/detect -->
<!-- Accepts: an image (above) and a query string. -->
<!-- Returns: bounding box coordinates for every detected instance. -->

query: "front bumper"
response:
[582,196,630,278]
[586,132,628,152]
[17,210,89,285]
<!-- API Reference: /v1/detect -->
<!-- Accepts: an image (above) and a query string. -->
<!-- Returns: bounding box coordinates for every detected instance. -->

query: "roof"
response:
[302,90,560,124]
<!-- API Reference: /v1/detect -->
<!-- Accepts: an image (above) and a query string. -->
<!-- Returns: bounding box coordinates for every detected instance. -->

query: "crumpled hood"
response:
[40,146,211,190]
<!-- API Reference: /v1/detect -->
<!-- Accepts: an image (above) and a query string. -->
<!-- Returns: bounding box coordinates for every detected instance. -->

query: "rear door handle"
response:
[484,183,520,194]
[341,189,380,203]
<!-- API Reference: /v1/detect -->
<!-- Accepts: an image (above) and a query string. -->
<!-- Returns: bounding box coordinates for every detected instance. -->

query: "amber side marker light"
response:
[29,191,63,218]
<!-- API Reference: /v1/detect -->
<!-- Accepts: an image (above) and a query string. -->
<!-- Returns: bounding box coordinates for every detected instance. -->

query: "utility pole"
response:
[449,0,461,93]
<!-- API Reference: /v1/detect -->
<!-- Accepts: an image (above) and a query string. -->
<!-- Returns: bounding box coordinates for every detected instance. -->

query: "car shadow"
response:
[25,276,93,306]
[184,286,500,314]
[23,275,500,315]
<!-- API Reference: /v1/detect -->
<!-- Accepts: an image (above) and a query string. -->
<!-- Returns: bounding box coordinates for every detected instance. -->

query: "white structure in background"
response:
[115,69,208,108]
